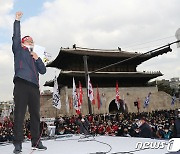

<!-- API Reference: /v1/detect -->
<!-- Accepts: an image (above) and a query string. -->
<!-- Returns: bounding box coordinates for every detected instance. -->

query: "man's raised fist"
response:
[15,11,23,21]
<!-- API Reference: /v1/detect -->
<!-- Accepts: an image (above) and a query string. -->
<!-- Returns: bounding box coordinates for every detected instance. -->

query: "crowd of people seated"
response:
[54,109,178,139]
[0,109,179,143]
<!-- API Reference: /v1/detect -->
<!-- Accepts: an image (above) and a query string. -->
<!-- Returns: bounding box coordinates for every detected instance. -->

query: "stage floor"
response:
[0,135,176,154]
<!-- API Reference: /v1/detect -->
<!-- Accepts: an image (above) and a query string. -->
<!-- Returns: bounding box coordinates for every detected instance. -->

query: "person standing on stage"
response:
[12,11,47,154]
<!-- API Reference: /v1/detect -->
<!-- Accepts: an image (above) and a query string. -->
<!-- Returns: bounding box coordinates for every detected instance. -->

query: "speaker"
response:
[134,101,138,107]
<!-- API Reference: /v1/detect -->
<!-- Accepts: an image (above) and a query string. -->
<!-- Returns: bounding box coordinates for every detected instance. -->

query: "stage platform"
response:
[0,134,178,154]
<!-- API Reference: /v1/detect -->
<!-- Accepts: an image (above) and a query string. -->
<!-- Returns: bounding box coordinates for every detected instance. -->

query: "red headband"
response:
[21,36,33,43]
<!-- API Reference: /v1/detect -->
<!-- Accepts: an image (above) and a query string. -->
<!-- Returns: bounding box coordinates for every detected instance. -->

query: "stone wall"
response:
[40,86,180,118]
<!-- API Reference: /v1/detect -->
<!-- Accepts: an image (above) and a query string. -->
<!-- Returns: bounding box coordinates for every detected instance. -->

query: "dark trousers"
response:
[13,80,40,145]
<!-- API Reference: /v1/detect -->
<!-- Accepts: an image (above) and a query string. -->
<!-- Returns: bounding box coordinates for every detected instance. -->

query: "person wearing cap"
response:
[12,12,47,154]
[173,108,180,138]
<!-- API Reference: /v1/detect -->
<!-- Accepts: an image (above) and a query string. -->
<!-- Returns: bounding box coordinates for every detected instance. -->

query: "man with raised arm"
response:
[12,11,47,154]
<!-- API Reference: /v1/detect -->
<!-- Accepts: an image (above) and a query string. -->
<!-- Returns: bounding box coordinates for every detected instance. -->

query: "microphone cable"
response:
[0,142,12,146]
[78,135,112,154]
[110,147,153,154]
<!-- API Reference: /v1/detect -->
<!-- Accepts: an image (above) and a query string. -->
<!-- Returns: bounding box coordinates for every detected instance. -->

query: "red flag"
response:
[115,81,120,110]
[76,110,81,115]
[92,97,95,105]
[137,97,140,109]
[69,96,73,109]
[97,86,101,110]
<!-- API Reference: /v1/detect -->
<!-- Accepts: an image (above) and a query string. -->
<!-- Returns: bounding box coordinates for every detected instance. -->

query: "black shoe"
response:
[32,141,47,150]
[13,143,22,154]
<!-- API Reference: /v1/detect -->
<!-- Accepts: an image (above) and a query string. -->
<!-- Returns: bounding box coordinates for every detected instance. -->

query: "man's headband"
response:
[21,36,33,43]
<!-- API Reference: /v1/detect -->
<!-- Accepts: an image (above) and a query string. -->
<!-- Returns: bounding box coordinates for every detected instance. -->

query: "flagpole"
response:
[56,108,57,118]
[83,56,92,114]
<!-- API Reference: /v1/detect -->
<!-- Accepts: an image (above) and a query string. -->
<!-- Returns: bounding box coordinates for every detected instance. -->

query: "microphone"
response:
[30,47,33,52]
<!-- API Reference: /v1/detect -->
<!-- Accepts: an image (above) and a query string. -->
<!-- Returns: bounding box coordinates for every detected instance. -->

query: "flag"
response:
[65,88,69,113]
[79,81,83,105]
[115,81,120,110]
[100,95,102,108]
[69,96,73,110]
[171,94,176,105]
[144,92,151,108]
[8,105,13,116]
[92,96,96,105]
[97,86,102,110]
[122,95,126,111]
[52,76,61,109]
[72,77,81,114]
[1,106,8,118]
[137,97,140,109]
[88,75,95,104]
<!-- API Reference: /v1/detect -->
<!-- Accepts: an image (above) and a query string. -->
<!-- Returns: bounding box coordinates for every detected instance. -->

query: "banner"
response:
[122,95,126,111]
[65,87,69,113]
[171,94,176,105]
[79,81,83,105]
[97,86,101,109]
[69,96,73,110]
[72,77,81,114]
[115,81,120,110]
[88,75,95,104]
[52,76,61,109]
[144,92,151,108]
[137,97,140,110]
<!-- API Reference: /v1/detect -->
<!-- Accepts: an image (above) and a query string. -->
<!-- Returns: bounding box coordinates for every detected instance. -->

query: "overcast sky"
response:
[0,0,180,101]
